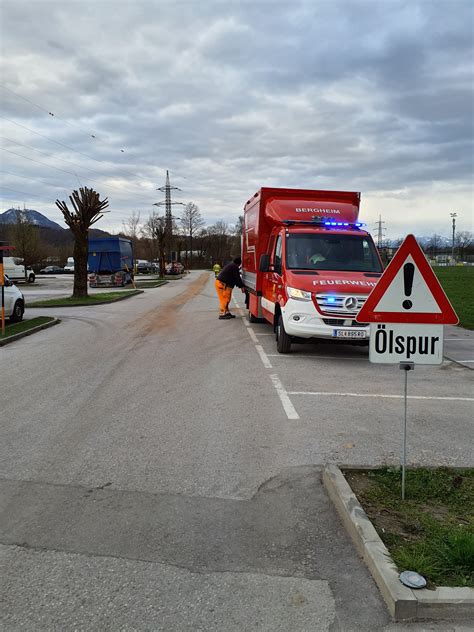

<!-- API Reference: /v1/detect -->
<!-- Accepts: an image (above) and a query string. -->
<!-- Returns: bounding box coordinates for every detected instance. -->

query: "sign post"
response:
[357,234,458,499]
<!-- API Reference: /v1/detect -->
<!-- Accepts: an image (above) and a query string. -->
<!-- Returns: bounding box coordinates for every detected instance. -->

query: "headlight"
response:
[287,286,312,301]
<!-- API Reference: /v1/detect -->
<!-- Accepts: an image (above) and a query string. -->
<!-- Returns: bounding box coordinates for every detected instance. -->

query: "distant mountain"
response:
[0,208,65,231]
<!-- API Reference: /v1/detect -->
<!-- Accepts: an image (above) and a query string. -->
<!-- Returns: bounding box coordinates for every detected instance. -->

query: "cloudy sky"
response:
[1,0,473,238]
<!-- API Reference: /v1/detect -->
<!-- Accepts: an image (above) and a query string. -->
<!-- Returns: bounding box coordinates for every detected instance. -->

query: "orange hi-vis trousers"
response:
[215,279,233,315]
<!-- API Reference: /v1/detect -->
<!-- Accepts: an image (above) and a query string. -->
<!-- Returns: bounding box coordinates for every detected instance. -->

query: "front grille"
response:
[316,293,367,318]
[323,318,368,327]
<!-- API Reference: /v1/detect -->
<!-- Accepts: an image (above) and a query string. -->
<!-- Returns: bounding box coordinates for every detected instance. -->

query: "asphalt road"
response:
[1,272,473,631]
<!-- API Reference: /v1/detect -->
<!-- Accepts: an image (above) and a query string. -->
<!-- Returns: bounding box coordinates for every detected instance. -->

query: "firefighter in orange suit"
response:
[215,257,244,320]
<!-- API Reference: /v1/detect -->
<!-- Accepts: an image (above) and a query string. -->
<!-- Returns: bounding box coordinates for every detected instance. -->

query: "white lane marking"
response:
[287,391,474,401]
[267,354,365,361]
[455,360,474,363]
[270,374,300,419]
[445,338,474,341]
[255,345,273,368]
[247,328,259,343]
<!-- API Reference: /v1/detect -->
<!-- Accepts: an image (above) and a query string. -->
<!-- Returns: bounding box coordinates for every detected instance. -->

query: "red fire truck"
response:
[242,187,383,353]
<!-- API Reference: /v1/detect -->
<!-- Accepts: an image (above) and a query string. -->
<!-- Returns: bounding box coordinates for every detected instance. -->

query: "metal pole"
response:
[399,362,414,500]
[402,367,408,500]
[450,212,457,263]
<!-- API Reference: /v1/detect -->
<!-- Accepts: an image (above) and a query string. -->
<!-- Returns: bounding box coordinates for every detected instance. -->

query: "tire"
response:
[10,300,24,323]
[28,274,35,283]
[276,314,292,354]
[248,311,260,323]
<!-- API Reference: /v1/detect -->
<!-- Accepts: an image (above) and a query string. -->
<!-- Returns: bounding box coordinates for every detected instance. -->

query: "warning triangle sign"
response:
[357,234,458,324]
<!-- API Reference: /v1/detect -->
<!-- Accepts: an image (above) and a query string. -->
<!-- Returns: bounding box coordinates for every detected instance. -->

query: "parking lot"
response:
[2,272,473,630]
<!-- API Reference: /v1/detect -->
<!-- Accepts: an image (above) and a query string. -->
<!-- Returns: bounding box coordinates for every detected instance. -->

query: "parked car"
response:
[2,275,25,322]
[3,256,35,283]
[136,261,154,274]
[165,262,185,275]
[40,265,64,274]
[64,256,74,273]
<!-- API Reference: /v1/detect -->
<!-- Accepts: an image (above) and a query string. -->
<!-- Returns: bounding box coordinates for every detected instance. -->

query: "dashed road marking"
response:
[270,374,300,419]
[287,391,474,401]
[255,345,273,368]
[247,328,259,343]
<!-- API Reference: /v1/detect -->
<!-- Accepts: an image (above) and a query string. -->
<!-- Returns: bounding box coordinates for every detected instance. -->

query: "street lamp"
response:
[450,212,457,263]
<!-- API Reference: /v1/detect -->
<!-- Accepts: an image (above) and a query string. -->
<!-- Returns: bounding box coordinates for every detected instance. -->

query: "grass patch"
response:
[29,290,141,307]
[0,316,55,338]
[433,266,474,329]
[346,467,474,588]
[135,280,168,288]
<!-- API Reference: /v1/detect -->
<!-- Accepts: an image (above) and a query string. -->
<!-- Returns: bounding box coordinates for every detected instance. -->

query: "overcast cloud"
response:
[1,0,473,238]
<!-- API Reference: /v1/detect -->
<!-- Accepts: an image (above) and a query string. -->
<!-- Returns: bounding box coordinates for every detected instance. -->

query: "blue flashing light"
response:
[337,222,343,226]
[324,221,331,226]
[327,297,336,303]
[343,222,349,226]
[330,222,337,226]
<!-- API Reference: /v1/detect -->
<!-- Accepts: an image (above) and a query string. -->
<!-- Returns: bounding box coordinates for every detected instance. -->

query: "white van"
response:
[2,275,25,322]
[64,257,74,273]
[3,257,35,283]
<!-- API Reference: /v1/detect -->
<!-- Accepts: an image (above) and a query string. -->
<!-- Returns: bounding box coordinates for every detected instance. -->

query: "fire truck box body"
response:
[242,188,383,352]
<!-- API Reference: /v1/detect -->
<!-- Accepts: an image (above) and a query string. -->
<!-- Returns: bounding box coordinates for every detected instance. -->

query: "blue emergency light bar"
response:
[323,221,366,228]
[283,217,366,229]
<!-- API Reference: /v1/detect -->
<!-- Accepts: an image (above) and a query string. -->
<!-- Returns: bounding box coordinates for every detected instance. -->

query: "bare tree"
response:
[455,231,473,260]
[8,209,45,279]
[142,212,166,277]
[427,233,442,255]
[180,202,204,267]
[56,187,109,297]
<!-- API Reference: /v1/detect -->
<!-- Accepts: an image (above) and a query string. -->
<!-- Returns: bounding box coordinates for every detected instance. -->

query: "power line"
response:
[0,147,155,205]
[0,83,103,141]
[1,115,160,185]
[0,135,152,196]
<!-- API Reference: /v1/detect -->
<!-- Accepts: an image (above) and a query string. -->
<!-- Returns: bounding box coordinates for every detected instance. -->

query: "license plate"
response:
[333,329,367,339]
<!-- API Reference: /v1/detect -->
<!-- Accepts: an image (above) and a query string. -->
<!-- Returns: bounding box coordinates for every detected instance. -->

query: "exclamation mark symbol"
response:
[402,263,414,309]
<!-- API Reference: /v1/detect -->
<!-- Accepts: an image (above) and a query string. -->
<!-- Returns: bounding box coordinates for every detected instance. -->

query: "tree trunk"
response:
[73,232,88,298]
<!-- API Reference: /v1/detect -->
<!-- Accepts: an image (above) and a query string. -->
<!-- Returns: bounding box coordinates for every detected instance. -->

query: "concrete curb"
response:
[28,290,144,308]
[322,465,474,621]
[0,317,60,347]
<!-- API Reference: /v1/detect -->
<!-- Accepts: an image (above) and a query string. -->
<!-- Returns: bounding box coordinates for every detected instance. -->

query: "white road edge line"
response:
[287,391,474,401]
[454,360,474,363]
[270,374,300,419]
[255,345,273,368]
[247,328,259,343]
[266,354,364,361]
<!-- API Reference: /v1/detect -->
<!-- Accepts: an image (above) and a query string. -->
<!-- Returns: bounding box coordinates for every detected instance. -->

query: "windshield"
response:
[286,233,382,272]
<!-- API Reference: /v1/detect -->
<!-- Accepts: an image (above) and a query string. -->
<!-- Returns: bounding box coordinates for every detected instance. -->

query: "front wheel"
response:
[276,314,291,354]
[10,300,24,323]
[28,274,35,283]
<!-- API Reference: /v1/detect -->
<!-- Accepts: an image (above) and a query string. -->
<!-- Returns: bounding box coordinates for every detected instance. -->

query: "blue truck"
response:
[88,237,134,287]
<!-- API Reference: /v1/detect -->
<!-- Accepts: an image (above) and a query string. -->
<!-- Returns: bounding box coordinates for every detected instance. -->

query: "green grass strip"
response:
[29,290,142,307]
[434,266,474,329]
[0,316,55,338]
[347,467,474,587]
[135,280,168,288]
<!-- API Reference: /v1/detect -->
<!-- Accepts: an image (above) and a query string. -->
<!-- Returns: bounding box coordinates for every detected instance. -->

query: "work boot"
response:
[219,313,232,320]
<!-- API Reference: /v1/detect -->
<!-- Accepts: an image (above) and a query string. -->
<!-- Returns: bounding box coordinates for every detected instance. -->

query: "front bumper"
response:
[282,298,370,339]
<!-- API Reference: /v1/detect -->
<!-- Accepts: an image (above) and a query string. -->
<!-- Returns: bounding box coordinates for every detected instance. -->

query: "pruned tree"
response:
[142,212,166,277]
[180,202,204,268]
[8,209,45,278]
[56,187,109,297]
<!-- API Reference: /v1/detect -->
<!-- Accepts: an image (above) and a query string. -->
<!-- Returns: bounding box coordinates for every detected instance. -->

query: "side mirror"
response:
[259,253,270,272]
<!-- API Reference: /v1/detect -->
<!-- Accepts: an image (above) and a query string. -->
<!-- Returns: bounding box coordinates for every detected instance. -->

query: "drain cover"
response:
[399,571,427,588]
